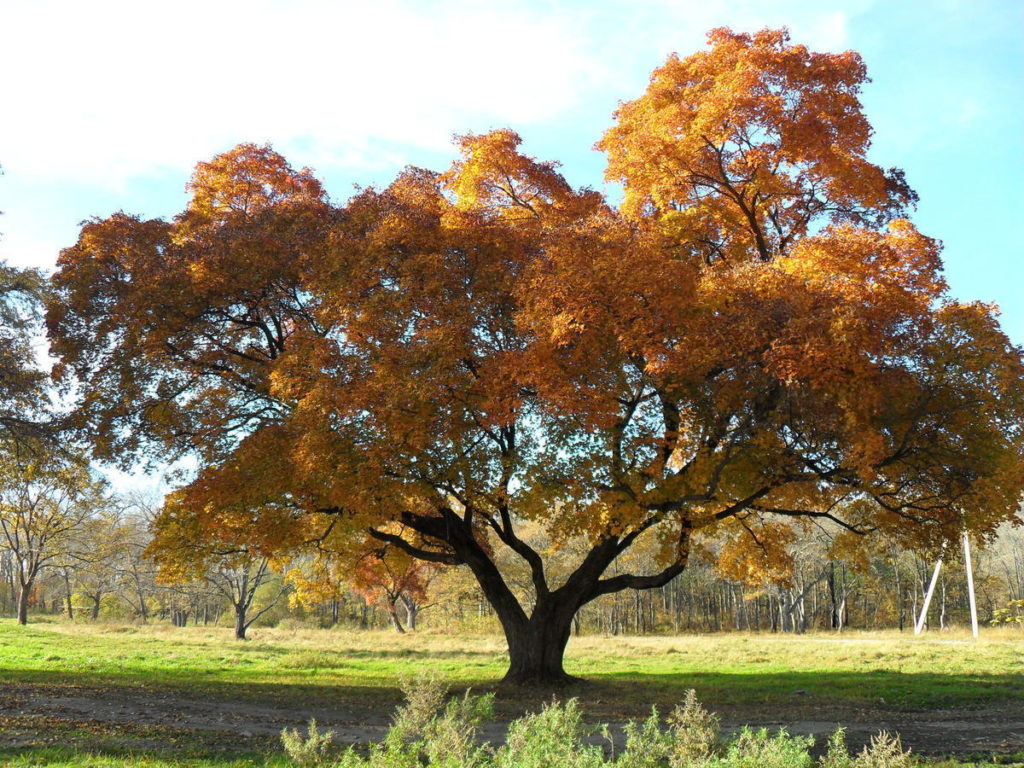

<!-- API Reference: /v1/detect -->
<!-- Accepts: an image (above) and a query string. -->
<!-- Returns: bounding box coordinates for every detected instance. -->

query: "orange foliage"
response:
[48,29,1024,677]
[599,28,916,261]
[350,546,435,610]
[147,485,313,585]
[716,521,797,588]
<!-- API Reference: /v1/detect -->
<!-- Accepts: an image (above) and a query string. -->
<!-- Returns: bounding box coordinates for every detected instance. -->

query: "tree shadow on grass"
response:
[250,645,505,660]
[2,665,1021,717]
[574,669,1024,717]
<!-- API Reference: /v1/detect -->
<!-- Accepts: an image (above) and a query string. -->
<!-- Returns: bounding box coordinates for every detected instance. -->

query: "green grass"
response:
[0,751,280,767]
[1,620,1021,713]
[0,750,290,767]
[0,620,1022,765]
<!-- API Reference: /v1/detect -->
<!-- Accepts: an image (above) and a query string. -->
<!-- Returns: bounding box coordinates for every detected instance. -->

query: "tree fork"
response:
[389,507,694,685]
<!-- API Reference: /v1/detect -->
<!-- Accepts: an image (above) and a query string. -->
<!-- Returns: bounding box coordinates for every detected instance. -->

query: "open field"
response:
[1,619,1022,765]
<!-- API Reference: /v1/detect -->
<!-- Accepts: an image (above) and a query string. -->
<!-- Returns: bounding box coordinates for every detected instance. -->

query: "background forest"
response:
[5,495,1022,637]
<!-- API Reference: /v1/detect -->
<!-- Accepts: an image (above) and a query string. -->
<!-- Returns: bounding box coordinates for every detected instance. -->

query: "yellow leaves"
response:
[286,525,439,611]
[285,565,336,610]
[599,26,913,264]
[658,207,705,244]
[442,130,581,222]
[548,311,586,348]
[828,530,873,574]
[780,220,945,306]
[183,143,326,228]
[716,520,797,588]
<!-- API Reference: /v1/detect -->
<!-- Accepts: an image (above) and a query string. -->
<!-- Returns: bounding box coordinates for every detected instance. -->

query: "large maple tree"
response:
[49,29,1024,684]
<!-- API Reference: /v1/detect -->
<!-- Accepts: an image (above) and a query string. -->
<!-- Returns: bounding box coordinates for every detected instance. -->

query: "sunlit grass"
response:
[1,621,1022,765]
[2,620,1022,714]
[0,751,285,767]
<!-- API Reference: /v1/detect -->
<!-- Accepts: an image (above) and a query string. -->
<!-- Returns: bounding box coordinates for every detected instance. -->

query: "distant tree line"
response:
[5,500,1022,636]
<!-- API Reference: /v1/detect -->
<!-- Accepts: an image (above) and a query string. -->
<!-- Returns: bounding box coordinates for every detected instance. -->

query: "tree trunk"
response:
[502,600,578,686]
[387,603,406,633]
[894,560,905,631]
[234,604,248,640]
[400,595,418,631]
[138,591,149,623]
[63,572,74,620]
[16,585,29,625]
[939,576,947,630]
[380,507,686,687]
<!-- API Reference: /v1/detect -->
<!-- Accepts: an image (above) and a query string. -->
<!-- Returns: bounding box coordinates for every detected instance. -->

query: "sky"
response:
[2,0,1022,347]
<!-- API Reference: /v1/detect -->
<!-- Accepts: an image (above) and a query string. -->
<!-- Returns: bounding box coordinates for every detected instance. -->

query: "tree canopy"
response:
[0,262,47,443]
[47,28,1024,683]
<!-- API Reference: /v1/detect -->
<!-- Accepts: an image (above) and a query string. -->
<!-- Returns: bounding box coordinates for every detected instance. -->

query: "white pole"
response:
[962,531,979,638]
[915,558,943,635]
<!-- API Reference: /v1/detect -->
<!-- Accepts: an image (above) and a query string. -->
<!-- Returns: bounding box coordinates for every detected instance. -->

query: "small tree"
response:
[64,511,126,620]
[147,491,294,638]
[114,505,160,623]
[208,554,285,639]
[288,537,438,632]
[351,543,437,633]
[0,443,106,624]
[286,556,352,627]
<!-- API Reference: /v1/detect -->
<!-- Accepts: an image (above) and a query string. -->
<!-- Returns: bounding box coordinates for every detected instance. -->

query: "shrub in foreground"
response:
[282,680,914,768]
[281,719,336,767]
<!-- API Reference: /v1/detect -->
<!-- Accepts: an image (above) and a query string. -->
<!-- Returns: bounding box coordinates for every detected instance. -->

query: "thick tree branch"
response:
[366,527,461,566]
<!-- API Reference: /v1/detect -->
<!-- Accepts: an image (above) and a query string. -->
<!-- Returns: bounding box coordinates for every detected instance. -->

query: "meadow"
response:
[1,619,1022,766]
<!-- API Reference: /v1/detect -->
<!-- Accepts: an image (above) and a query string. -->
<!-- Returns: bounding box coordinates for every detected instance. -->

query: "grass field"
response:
[1,619,1022,765]
[3,619,1022,710]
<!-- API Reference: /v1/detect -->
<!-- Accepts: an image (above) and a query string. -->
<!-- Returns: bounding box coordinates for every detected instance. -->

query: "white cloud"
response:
[2,0,877,190]
[0,226,66,272]
[803,10,850,50]
[1,0,610,187]
[0,0,886,279]
[610,0,861,59]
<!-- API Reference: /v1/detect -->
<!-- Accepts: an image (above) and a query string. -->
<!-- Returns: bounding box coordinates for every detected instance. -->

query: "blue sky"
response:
[2,0,1022,347]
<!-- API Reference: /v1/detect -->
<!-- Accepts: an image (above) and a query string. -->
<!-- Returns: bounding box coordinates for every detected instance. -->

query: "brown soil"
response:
[3,681,1022,759]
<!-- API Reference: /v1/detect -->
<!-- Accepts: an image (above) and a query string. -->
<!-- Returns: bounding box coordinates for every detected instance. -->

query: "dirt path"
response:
[4,682,1022,758]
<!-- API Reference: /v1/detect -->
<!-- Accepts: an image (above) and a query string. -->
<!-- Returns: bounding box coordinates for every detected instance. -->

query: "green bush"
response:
[821,728,854,768]
[495,698,605,768]
[280,719,336,767]
[719,727,814,768]
[853,733,914,768]
[281,683,914,768]
[667,688,721,766]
